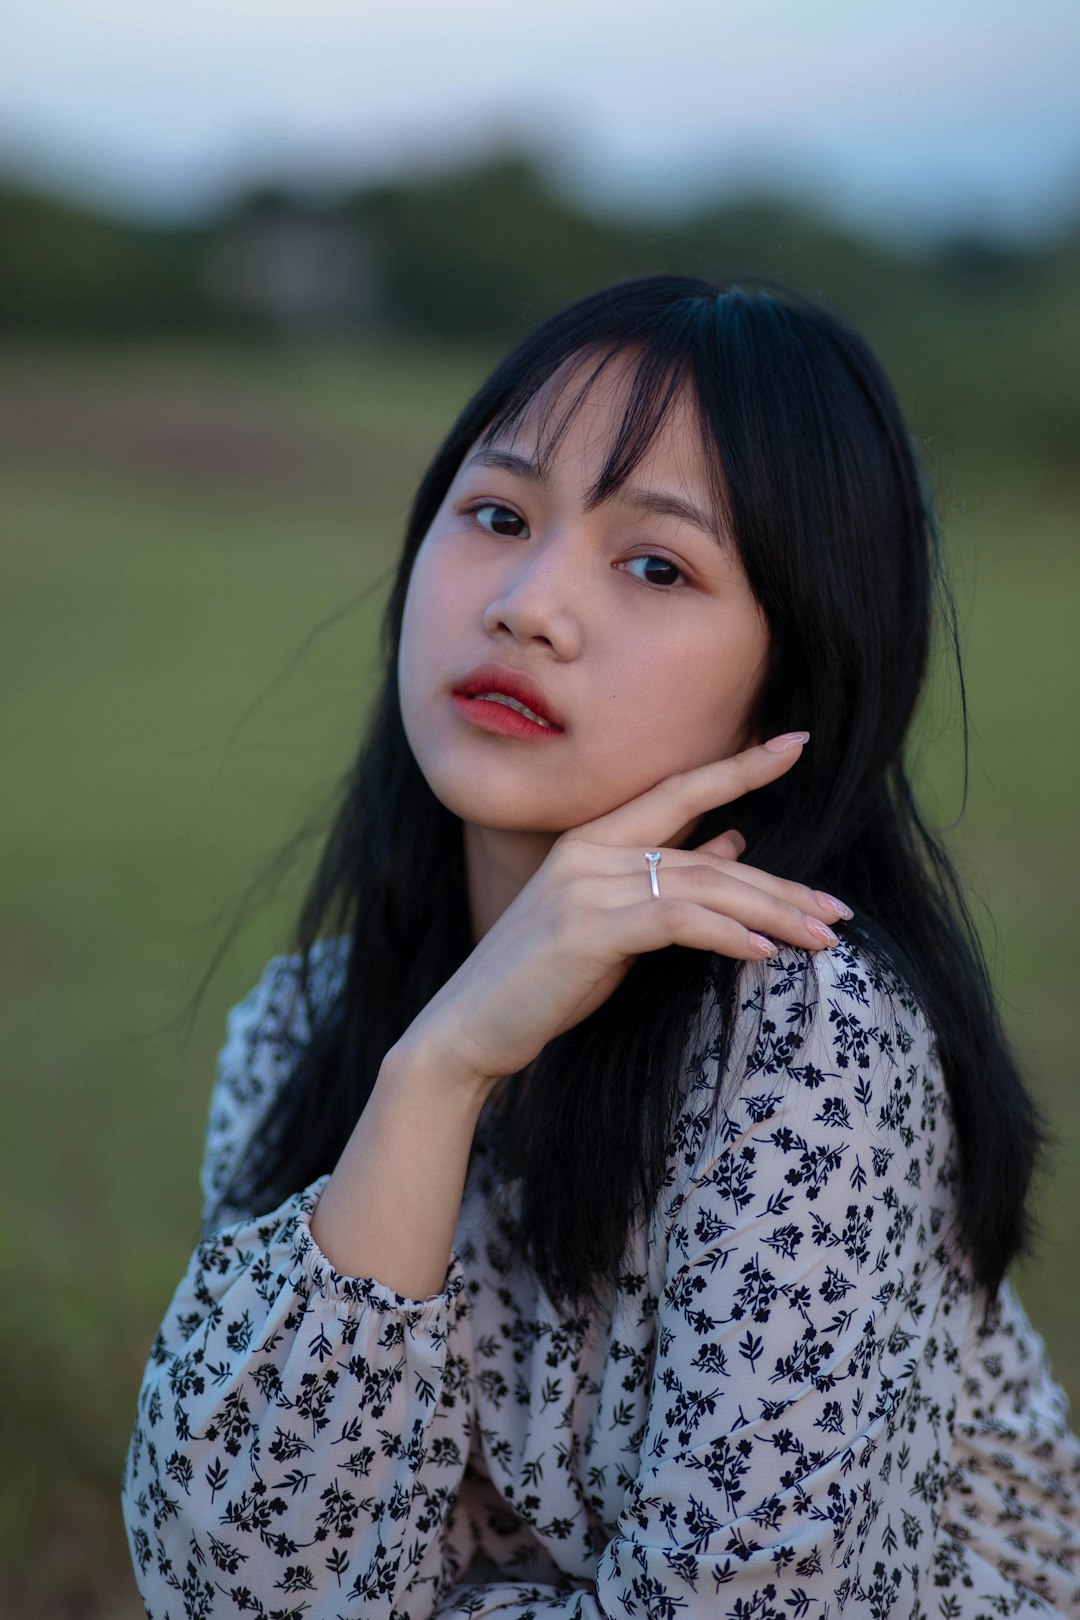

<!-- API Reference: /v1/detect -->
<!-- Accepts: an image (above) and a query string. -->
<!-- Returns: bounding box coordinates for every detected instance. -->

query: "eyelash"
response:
[460,500,691,592]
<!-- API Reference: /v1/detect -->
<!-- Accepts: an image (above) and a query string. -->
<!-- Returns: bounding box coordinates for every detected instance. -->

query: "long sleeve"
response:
[428,942,1060,1619]
[123,941,1080,1619]
[121,949,477,1620]
[943,1277,1080,1610]
[198,945,344,1237]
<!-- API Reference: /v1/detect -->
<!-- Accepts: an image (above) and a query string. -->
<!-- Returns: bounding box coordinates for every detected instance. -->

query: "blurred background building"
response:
[3,2,1079,1614]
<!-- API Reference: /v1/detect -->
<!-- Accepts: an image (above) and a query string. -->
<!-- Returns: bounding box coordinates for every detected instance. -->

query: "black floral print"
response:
[121,938,1080,1617]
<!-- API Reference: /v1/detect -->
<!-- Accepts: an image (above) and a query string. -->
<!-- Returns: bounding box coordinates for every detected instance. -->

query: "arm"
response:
[200,940,490,1296]
[430,941,970,1618]
[309,1035,491,1300]
[122,951,481,1620]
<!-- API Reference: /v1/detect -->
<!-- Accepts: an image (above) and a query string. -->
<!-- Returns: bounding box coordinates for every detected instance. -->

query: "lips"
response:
[452,663,565,730]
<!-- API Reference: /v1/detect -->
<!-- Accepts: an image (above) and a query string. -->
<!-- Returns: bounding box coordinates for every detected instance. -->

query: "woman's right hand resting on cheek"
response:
[311,732,853,1293]
[399,732,851,1098]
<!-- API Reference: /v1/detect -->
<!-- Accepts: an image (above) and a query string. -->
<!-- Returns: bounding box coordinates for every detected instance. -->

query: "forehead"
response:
[461,348,739,554]
[478,345,711,491]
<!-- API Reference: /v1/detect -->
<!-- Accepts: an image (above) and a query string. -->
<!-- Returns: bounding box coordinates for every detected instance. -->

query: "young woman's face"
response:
[398,351,771,839]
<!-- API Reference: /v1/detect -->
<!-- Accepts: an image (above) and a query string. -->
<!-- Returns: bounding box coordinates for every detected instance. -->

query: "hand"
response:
[398,734,852,1092]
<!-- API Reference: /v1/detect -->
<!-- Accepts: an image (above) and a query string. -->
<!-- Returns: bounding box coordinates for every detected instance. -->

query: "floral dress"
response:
[121,937,1080,1617]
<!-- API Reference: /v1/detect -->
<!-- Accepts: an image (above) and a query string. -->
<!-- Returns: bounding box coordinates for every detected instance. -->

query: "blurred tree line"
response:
[2,147,1078,479]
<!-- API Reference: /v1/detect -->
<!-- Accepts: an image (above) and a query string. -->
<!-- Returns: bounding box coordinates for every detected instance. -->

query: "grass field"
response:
[2,339,1078,1617]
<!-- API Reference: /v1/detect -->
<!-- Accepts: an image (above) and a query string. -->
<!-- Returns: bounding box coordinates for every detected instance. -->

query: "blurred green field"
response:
[2,339,1078,1617]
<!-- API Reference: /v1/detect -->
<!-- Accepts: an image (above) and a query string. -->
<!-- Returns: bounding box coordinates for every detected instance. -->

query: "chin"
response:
[423,770,582,835]
[456,794,576,836]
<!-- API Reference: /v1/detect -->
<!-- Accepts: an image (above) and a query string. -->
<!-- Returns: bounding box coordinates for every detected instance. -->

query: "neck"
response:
[463,821,559,946]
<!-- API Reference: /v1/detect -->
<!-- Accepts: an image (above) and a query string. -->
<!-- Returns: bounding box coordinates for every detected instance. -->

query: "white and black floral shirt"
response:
[121,937,1080,1618]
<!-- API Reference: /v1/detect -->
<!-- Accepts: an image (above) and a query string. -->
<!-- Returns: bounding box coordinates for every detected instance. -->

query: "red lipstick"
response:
[451,662,565,735]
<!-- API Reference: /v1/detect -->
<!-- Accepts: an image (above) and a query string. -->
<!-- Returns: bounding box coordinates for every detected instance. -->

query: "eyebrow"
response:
[462,446,728,549]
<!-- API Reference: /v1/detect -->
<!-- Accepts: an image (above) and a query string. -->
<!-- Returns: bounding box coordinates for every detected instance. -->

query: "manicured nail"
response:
[815,890,854,920]
[749,932,779,956]
[806,918,839,946]
[764,731,810,753]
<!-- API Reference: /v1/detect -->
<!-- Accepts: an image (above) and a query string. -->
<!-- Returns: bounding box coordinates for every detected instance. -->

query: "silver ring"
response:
[644,850,662,899]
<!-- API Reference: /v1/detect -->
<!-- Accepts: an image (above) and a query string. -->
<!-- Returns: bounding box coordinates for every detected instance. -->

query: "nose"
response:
[481,527,584,655]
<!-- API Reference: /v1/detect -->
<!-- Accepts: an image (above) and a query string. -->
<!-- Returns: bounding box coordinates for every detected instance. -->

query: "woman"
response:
[121,275,1080,1617]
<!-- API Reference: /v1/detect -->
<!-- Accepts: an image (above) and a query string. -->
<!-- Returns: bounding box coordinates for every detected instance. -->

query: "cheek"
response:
[400,546,453,667]
[632,619,770,757]
[639,616,766,702]
[402,536,474,644]
[402,542,438,624]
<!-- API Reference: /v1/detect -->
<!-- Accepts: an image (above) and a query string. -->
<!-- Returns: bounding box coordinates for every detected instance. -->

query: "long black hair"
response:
[220,272,1042,1307]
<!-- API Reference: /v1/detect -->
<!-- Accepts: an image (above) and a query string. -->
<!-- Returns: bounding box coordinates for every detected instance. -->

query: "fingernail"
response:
[815,890,854,920]
[726,829,747,855]
[806,917,839,946]
[748,933,779,956]
[764,731,810,753]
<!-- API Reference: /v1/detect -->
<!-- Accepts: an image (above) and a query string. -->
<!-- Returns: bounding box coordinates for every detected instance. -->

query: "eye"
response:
[621,554,689,591]
[463,500,527,537]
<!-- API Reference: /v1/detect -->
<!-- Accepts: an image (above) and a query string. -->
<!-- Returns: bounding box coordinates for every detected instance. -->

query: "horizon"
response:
[5,0,1080,247]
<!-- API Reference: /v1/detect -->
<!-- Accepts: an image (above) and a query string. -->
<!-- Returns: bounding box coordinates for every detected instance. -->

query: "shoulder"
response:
[659,936,955,1230]
[731,933,935,1099]
[200,936,350,1231]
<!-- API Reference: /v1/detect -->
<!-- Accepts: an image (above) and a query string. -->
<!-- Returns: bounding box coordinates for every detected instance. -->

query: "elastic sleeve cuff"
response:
[290,1174,467,1320]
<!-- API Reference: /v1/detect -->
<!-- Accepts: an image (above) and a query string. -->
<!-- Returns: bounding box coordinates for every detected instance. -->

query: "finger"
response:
[598,864,841,953]
[600,841,852,926]
[699,828,746,860]
[572,733,809,851]
[684,850,854,923]
[598,894,787,963]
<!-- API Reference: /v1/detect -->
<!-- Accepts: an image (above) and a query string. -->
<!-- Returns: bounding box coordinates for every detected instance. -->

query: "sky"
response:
[4,0,1080,243]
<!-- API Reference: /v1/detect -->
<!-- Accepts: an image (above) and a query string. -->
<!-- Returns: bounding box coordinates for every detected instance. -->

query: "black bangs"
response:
[473,305,738,554]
